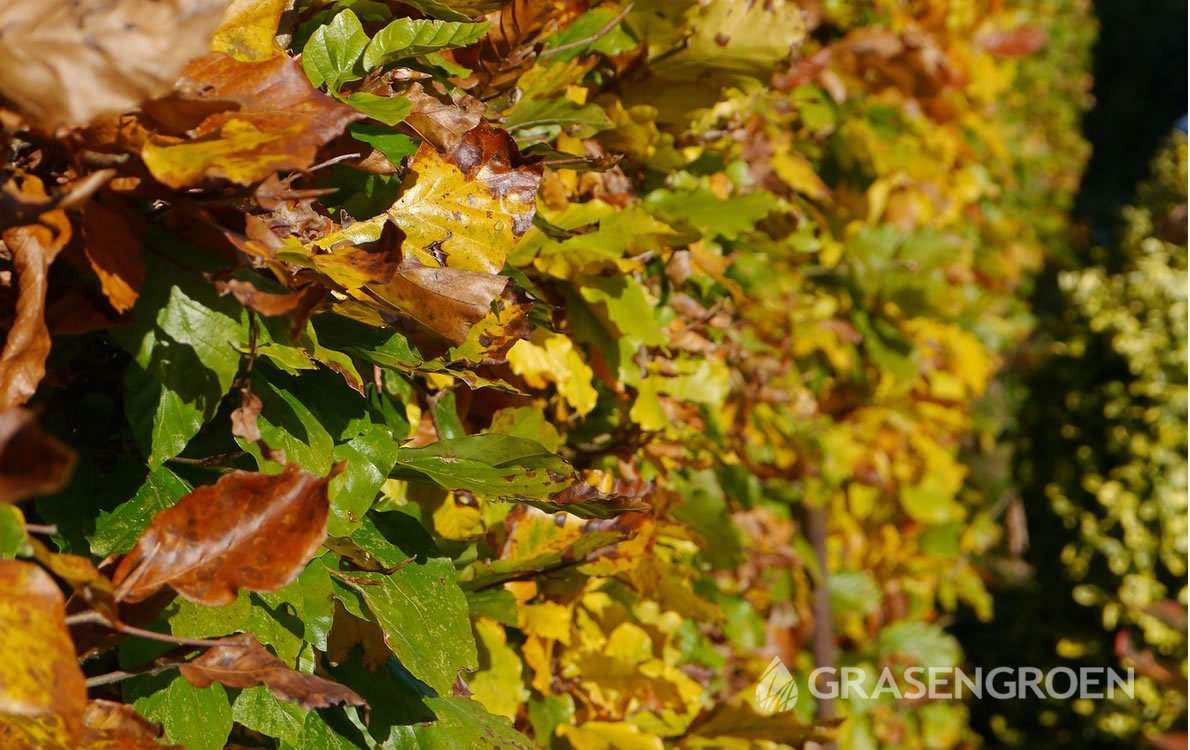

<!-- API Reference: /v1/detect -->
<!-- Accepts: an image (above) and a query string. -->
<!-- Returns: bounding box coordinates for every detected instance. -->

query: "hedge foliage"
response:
[0,0,1152,749]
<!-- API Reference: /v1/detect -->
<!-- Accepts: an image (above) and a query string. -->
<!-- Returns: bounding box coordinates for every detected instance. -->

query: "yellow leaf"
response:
[389,140,537,274]
[211,0,286,61]
[518,601,572,645]
[468,618,528,720]
[773,146,830,200]
[558,722,663,750]
[507,331,598,416]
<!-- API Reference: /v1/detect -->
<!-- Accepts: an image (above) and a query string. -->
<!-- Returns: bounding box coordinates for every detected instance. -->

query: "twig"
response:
[167,450,247,467]
[66,610,250,650]
[24,523,58,535]
[84,662,182,689]
[539,3,634,60]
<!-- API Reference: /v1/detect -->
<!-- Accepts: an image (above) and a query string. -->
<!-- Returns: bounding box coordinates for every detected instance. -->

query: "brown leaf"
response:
[111,464,340,605]
[80,700,178,750]
[230,389,263,443]
[0,178,72,409]
[394,82,484,152]
[0,561,87,747]
[179,633,367,710]
[0,0,225,129]
[368,260,513,344]
[142,54,363,188]
[216,279,326,320]
[0,408,75,504]
[82,191,145,314]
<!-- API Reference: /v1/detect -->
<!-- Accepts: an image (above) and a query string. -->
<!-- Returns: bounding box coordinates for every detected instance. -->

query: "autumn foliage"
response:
[0,0,1178,748]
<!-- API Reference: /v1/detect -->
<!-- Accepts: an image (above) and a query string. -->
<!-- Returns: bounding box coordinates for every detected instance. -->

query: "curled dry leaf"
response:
[178,633,368,711]
[230,389,263,443]
[0,177,72,410]
[142,54,363,188]
[0,0,225,129]
[0,561,87,748]
[0,408,75,504]
[111,464,341,605]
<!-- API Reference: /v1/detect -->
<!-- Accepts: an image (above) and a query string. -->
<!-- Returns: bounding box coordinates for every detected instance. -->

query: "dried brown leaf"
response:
[82,191,145,314]
[0,408,75,504]
[111,464,340,605]
[0,0,225,129]
[179,633,367,710]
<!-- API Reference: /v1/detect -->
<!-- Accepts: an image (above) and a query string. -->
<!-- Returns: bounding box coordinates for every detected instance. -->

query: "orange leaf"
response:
[111,464,340,605]
[82,191,145,314]
[0,177,72,409]
[142,53,362,188]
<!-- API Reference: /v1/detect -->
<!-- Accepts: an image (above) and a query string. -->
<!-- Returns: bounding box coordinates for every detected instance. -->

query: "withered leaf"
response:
[0,561,87,748]
[230,389,263,443]
[391,81,484,152]
[0,178,72,410]
[143,54,363,188]
[0,0,225,129]
[80,700,179,750]
[178,633,367,710]
[82,191,145,314]
[368,259,513,344]
[0,408,75,504]
[215,279,325,319]
[111,464,340,605]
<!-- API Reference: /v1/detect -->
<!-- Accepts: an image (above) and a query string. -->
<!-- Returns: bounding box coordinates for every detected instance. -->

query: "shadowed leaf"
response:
[0,408,75,504]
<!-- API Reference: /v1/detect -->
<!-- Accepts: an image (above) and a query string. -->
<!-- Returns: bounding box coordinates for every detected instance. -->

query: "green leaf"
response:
[302,9,370,92]
[119,281,242,467]
[362,19,489,70]
[233,686,307,747]
[329,422,400,536]
[392,434,572,500]
[238,369,335,474]
[877,621,962,670]
[578,275,667,346]
[828,571,882,617]
[335,558,478,695]
[128,673,232,750]
[414,696,536,749]
[643,186,780,240]
[166,591,252,639]
[541,6,637,63]
[0,506,28,559]
[350,123,420,165]
[256,555,337,650]
[504,97,612,138]
[344,92,413,126]
[90,466,191,557]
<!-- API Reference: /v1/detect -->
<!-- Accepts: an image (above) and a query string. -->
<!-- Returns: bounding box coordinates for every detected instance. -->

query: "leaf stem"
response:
[24,523,58,535]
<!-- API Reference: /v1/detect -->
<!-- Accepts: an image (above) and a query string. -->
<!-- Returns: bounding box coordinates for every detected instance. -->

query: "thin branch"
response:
[167,450,247,467]
[539,3,633,60]
[85,662,182,689]
[66,610,250,650]
[24,523,58,536]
